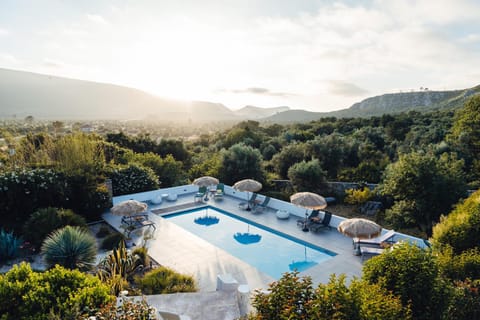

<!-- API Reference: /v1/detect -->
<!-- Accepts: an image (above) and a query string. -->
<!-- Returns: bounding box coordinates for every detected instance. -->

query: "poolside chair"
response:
[296,210,320,228]
[214,183,224,201]
[360,247,384,261]
[309,211,332,232]
[239,193,258,210]
[353,229,396,248]
[194,186,207,202]
[253,196,270,213]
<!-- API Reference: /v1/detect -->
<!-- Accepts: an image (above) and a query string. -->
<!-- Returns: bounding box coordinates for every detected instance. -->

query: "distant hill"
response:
[0,68,281,122]
[1,68,479,122]
[233,105,290,119]
[261,85,480,123]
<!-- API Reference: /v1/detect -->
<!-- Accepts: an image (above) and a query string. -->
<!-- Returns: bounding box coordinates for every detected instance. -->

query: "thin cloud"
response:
[86,14,109,25]
[327,81,369,97]
[0,28,9,36]
[229,87,295,97]
[43,59,65,68]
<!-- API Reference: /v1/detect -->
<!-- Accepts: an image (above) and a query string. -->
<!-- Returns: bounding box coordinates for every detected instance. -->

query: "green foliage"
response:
[344,187,374,205]
[82,297,157,320]
[362,242,446,320]
[109,164,159,196]
[437,247,480,281]
[100,232,125,250]
[23,207,87,250]
[218,143,265,185]
[449,95,480,159]
[131,152,187,187]
[0,168,68,231]
[287,159,326,193]
[443,279,480,320]
[384,199,418,229]
[97,241,141,295]
[380,152,467,234]
[135,266,197,294]
[0,229,22,262]
[96,225,112,238]
[249,272,408,320]
[250,271,314,319]
[132,246,150,269]
[0,262,113,320]
[41,226,97,271]
[271,143,306,178]
[431,190,480,254]
[52,133,105,176]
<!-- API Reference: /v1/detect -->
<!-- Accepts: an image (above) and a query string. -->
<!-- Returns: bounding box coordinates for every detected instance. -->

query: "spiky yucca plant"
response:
[41,225,97,271]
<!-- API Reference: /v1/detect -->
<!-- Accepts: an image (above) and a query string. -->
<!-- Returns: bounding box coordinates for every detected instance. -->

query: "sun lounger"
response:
[354,229,396,248]
[297,210,320,227]
[214,183,224,200]
[360,247,384,261]
[253,196,270,212]
[194,186,207,202]
[308,211,332,232]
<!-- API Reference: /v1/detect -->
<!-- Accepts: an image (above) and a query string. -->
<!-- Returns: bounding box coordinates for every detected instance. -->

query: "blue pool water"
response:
[164,206,336,279]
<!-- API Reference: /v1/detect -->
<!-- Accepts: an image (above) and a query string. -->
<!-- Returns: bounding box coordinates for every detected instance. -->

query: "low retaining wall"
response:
[112,184,428,249]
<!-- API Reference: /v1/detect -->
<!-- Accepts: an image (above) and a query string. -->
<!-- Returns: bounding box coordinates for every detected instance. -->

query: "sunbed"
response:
[353,229,396,248]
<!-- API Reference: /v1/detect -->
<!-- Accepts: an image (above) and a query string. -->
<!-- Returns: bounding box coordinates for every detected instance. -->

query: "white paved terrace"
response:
[103,185,427,319]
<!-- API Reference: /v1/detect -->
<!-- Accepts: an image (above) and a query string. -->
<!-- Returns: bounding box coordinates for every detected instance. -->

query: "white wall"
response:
[113,184,428,248]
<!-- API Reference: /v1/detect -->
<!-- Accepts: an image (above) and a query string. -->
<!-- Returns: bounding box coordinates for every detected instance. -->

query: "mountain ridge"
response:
[262,85,480,123]
[1,68,478,122]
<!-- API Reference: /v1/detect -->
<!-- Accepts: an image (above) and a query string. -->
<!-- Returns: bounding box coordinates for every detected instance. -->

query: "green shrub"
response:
[0,169,68,231]
[82,297,156,320]
[249,272,409,320]
[109,164,159,196]
[135,266,197,294]
[344,187,373,205]
[132,246,150,269]
[41,226,97,271]
[431,190,480,254]
[101,232,125,250]
[437,247,480,281]
[23,207,87,250]
[96,224,112,238]
[362,242,447,320]
[0,229,22,262]
[0,262,113,320]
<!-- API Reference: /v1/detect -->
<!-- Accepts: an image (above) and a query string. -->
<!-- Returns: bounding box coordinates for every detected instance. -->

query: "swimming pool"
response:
[164,206,336,279]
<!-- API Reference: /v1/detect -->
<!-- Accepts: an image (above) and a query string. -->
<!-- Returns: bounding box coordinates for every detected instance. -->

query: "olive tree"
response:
[380,152,467,235]
[218,143,265,185]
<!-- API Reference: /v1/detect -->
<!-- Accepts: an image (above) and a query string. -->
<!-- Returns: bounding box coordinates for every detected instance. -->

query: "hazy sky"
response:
[1,0,479,112]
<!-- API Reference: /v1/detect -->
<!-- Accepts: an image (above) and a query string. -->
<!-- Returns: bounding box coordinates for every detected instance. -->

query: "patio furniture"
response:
[276,210,290,219]
[253,196,270,213]
[353,229,396,249]
[239,193,257,210]
[150,194,163,205]
[121,213,156,237]
[309,211,332,232]
[296,209,320,227]
[167,193,178,201]
[360,247,384,261]
[214,183,224,200]
[194,186,207,202]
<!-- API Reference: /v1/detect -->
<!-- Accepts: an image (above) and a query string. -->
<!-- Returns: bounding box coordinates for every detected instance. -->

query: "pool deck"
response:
[103,192,364,290]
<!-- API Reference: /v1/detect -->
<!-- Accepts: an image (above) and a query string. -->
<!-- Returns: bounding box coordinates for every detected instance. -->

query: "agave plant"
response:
[0,228,22,262]
[97,241,142,295]
[41,226,97,271]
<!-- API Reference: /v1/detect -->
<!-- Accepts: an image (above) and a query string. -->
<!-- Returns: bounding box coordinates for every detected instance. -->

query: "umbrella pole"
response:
[302,210,309,232]
[246,192,251,211]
